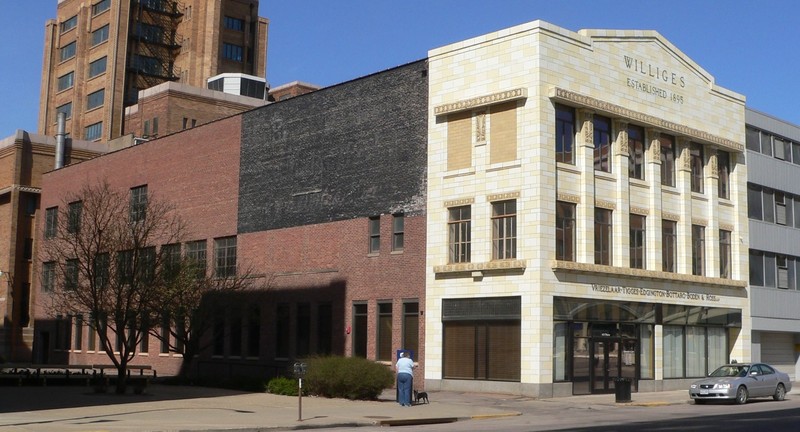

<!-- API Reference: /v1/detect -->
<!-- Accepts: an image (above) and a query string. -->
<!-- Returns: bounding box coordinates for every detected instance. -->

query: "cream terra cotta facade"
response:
[425,20,750,397]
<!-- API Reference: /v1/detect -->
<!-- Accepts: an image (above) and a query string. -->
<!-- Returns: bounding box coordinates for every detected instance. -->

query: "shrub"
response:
[303,356,394,400]
[267,376,304,396]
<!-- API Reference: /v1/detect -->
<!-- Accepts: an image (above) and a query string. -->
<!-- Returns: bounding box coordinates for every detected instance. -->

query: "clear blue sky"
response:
[2,0,799,138]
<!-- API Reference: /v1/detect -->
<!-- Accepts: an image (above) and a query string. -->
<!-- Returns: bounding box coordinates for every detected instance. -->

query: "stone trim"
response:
[691,218,708,226]
[557,192,580,204]
[630,206,649,216]
[662,212,680,221]
[550,260,747,288]
[434,259,527,274]
[719,223,735,231]
[444,197,475,207]
[550,87,744,152]
[487,191,520,202]
[434,88,527,115]
[595,199,616,210]
[0,184,42,196]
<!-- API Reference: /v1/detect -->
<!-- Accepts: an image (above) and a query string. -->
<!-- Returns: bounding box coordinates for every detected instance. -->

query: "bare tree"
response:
[40,180,185,393]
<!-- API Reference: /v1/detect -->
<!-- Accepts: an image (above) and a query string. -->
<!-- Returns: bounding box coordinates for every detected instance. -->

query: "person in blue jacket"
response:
[395,351,415,406]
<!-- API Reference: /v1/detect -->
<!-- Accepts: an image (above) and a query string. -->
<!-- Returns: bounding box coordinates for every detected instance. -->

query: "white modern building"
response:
[425,21,750,397]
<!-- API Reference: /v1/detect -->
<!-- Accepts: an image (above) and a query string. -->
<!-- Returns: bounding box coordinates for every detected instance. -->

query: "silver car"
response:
[689,363,792,404]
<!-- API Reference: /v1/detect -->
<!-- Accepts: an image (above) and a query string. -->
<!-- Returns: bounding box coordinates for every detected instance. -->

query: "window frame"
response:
[662,220,677,272]
[214,236,237,278]
[61,15,78,33]
[224,16,245,31]
[92,0,111,16]
[60,41,77,62]
[719,230,732,279]
[84,122,103,141]
[392,213,404,252]
[628,125,645,180]
[555,104,575,164]
[594,208,613,265]
[448,206,471,263]
[89,57,107,78]
[690,143,704,194]
[556,201,576,261]
[57,71,75,91]
[491,200,517,260]
[45,207,58,238]
[593,115,612,173]
[691,225,705,276]
[660,134,676,187]
[67,201,82,234]
[86,88,105,110]
[717,150,730,199]
[630,214,646,269]
[368,216,380,254]
[222,42,243,62]
[91,24,110,46]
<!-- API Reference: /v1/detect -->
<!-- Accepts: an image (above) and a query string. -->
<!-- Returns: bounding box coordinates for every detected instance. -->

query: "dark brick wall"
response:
[239,60,428,233]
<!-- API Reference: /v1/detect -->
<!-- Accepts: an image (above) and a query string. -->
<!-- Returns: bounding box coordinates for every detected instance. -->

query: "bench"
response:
[93,364,156,394]
[1,364,93,386]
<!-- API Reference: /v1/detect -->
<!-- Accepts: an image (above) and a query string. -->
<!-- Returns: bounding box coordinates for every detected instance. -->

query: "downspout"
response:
[55,112,66,169]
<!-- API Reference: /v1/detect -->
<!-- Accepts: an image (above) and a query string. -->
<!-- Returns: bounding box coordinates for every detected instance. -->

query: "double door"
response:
[590,337,637,393]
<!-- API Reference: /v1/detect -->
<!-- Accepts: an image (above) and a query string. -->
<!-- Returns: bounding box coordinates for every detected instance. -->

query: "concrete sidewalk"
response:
[0,384,697,431]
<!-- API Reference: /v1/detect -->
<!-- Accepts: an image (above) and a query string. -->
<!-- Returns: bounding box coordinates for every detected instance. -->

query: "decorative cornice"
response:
[0,184,42,196]
[630,206,649,216]
[434,88,527,115]
[487,191,520,202]
[443,197,475,207]
[550,260,747,288]
[719,223,735,231]
[595,199,616,210]
[691,218,708,226]
[557,193,580,204]
[662,212,680,221]
[550,87,744,153]
[434,259,527,274]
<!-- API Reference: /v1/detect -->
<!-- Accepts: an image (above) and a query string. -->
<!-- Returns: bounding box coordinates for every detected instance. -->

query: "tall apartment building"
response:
[745,108,800,381]
[38,0,268,142]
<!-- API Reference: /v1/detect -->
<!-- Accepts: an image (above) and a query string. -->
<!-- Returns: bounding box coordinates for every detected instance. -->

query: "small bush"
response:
[267,376,304,396]
[303,356,393,400]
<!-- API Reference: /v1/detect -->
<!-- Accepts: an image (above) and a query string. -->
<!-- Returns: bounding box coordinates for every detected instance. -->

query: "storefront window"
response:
[553,322,568,381]
[663,326,684,378]
[640,325,654,379]
[686,327,706,377]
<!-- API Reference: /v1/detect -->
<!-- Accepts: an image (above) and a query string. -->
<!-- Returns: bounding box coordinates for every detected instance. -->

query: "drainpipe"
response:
[55,111,66,169]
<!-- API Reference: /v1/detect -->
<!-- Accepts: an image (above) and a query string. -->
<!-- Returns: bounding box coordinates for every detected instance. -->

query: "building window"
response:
[42,262,56,292]
[144,120,150,137]
[352,303,368,358]
[152,117,159,136]
[140,318,149,353]
[45,207,58,238]
[91,24,109,46]
[377,302,392,361]
[317,303,332,355]
[402,301,419,355]
[368,216,380,254]
[628,125,645,180]
[67,201,82,234]
[775,192,789,225]
[224,16,245,31]
[630,214,646,269]
[73,315,83,350]
[89,56,107,78]
[660,134,676,187]
[745,127,760,152]
[186,240,207,278]
[214,236,237,277]
[691,225,705,276]
[690,143,704,193]
[593,115,612,172]
[392,214,404,252]
[60,41,76,62]
[212,308,225,356]
[747,184,762,220]
[55,102,72,121]
[448,206,471,263]
[222,43,243,62]
[749,250,764,286]
[57,71,75,91]
[594,208,612,265]
[763,188,775,223]
[555,104,575,164]
[92,0,111,15]
[719,230,732,279]
[65,259,79,290]
[246,306,260,357]
[774,136,790,161]
[84,122,102,140]
[86,89,105,110]
[556,201,576,261]
[492,200,517,260]
[61,15,78,33]
[160,316,170,354]
[129,185,147,222]
[717,150,730,199]
[662,220,677,272]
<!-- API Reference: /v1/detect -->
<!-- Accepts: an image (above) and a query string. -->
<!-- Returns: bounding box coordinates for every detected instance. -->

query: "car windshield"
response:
[709,365,749,377]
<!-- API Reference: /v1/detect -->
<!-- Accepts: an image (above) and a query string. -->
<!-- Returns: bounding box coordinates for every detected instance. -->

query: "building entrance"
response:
[590,335,637,394]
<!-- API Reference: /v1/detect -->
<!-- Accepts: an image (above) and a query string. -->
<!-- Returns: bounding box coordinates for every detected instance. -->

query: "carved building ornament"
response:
[557,192,581,204]
[434,259,527,274]
[580,109,594,145]
[550,87,744,152]
[595,199,616,210]
[691,218,708,226]
[630,206,650,216]
[434,88,528,115]
[615,120,629,155]
[550,260,747,288]
[475,111,487,143]
[662,212,680,221]
[719,223,735,231]
[444,197,475,207]
[487,191,521,202]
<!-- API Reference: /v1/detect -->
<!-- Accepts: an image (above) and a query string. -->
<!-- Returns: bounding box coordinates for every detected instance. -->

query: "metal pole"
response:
[298,377,302,421]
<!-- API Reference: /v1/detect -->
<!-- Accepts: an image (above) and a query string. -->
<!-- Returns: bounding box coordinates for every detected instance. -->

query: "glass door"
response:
[591,339,619,393]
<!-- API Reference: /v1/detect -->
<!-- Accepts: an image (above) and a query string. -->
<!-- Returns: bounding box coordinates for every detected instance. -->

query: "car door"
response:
[758,364,780,397]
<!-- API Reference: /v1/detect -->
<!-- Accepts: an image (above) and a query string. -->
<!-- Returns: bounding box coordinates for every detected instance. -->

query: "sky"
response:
[2,0,799,138]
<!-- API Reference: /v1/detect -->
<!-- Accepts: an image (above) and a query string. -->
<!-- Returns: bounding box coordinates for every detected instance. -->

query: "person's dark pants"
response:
[397,373,412,406]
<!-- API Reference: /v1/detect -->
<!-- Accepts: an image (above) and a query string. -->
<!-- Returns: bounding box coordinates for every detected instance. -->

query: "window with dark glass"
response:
[60,41,76,62]
[660,134,676,186]
[56,102,72,121]
[749,250,763,286]
[662,220,677,272]
[377,302,392,361]
[402,301,419,355]
[317,303,332,355]
[129,185,147,222]
[74,314,83,350]
[764,253,776,288]
[691,225,705,276]
[42,262,56,292]
[58,71,74,91]
[65,259,79,290]
[92,0,110,15]
[763,188,775,223]
[594,208,612,265]
[745,127,761,152]
[45,207,58,238]
[186,240,207,278]
[222,43,243,62]
[555,104,575,164]
[719,230,731,279]
[777,255,789,289]
[368,216,380,254]
[84,122,102,140]
[747,184,762,220]
[86,88,105,110]
[760,131,772,156]
[774,136,791,162]
[593,115,612,172]
[492,200,517,260]
[448,206,471,263]
[628,125,645,180]
[224,16,245,31]
[247,306,260,357]
[214,236,237,277]
[392,214,404,252]
[556,201,576,261]
[630,214,646,269]
[690,143,704,193]
[61,15,78,33]
[67,201,82,234]
[352,303,367,358]
[91,24,109,45]
[89,56,107,78]
[93,252,109,289]
[717,150,730,199]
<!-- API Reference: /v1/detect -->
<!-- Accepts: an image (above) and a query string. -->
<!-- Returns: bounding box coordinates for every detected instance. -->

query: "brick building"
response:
[33,60,428,381]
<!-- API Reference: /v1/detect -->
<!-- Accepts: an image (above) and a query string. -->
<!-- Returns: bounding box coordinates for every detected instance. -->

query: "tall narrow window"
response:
[296,303,310,357]
[140,317,149,353]
[368,216,380,254]
[556,201,576,261]
[593,115,612,172]
[775,192,787,225]
[42,262,55,292]
[67,201,82,234]
[594,208,612,265]
[214,236,237,277]
[628,125,645,180]
[717,150,730,199]
[392,214,404,252]
[448,206,471,263]
[760,131,773,156]
[65,259,79,290]
[690,143,704,193]
[492,200,517,260]
[160,316,171,353]
[129,185,147,222]
[45,207,58,238]
[692,225,705,276]
[555,104,575,164]
[777,256,789,289]
[660,134,676,187]
[662,220,677,272]
[402,301,419,355]
[377,302,392,361]
[317,303,332,355]
[719,230,732,279]
[352,303,368,358]
[247,306,260,357]
[73,315,83,350]
[186,240,207,278]
[630,214,646,269]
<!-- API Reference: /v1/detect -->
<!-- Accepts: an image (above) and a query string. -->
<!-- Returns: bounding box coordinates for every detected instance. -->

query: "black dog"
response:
[413,390,429,405]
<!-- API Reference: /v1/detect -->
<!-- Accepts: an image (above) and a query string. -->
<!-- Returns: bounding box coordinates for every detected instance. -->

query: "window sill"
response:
[443,167,476,179]
[367,252,379,258]
[390,250,404,255]
[433,259,526,276]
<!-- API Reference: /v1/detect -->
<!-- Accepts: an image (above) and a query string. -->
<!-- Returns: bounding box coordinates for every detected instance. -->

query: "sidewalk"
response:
[0,384,698,431]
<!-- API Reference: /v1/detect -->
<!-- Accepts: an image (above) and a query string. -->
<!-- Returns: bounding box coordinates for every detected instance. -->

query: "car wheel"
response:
[773,384,786,401]
[735,386,748,405]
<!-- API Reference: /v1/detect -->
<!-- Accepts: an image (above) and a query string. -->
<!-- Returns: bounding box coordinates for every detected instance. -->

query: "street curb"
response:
[377,417,459,426]
[471,411,523,420]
